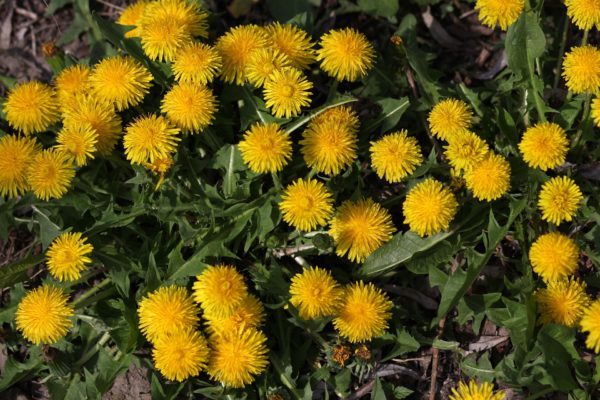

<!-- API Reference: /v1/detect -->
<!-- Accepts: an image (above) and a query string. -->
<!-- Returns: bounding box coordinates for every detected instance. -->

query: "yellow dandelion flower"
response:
[311,105,360,132]
[89,56,153,111]
[464,153,511,201]
[144,155,173,177]
[475,0,524,30]
[370,130,423,183]
[216,25,268,85]
[300,121,357,176]
[449,381,505,400]
[428,98,473,141]
[538,176,583,224]
[279,178,334,232]
[204,294,265,336]
[28,149,75,201]
[152,329,209,381]
[529,232,579,282]
[54,64,91,110]
[238,123,292,174]
[46,232,93,282]
[562,45,600,94]
[565,0,600,31]
[161,82,217,133]
[403,178,458,237]
[15,285,74,345]
[263,67,312,118]
[55,123,98,167]
[3,81,60,135]
[138,285,200,343]
[0,135,39,198]
[264,22,315,69]
[333,282,392,343]
[329,198,395,263]
[172,42,222,84]
[592,98,600,128]
[444,130,489,172]
[140,14,191,62]
[207,328,269,388]
[581,299,600,353]
[62,95,122,155]
[117,0,150,38]
[317,28,375,82]
[519,122,568,171]
[142,0,208,38]
[289,266,342,319]
[535,279,590,327]
[123,115,181,165]
[245,48,291,88]
[192,264,248,317]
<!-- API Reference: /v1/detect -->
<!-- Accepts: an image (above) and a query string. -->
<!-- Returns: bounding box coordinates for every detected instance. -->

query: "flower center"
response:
[280,84,295,97]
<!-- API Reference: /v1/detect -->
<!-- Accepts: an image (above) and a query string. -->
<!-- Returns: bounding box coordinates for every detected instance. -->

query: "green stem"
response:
[553,14,569,89]
[326,79,339,102]
[72,278,112,308]
[242,86,267,124]
[572,93,592,152]
[528,61,547,123]
[75,332,111,368]
[271,172,282,191]
[583,29,589,45]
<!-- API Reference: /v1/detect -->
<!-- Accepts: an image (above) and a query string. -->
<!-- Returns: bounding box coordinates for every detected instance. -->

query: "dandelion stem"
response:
[72,277,112,308]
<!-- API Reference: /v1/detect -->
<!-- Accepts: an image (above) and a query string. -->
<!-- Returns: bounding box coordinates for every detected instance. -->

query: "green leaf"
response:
[435,198,527,320]
[361,231,454,277]
[371,377,386,400]
[363,97,410,133]
[505,12,546,77]
[33,207,62,249]
[537,325,579,391]
[0,253,44,288]
[357,0,399,19]
[266,0,312,22]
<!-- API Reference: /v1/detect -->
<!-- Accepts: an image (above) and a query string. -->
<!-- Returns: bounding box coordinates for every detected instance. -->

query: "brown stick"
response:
[429,316,447,400]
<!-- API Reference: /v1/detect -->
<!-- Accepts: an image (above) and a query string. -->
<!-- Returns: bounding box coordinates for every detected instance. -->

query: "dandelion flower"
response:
[535,279,590,327]
[54,64,91,110]
[428,98,473,141]
[123,115,181,165]
[144,155,173,177]
[245,48,291,88]
[0,135,39,198]
[449,381,505,400]
[153,329,209,381]
[140,13,191,62]
[28,149,75,201]
[117,0,150,38]
[55,123,98,167]
[464,153,511,201]
[289,266,342,319]
[138,286,200,343]
[538,176,583,224]
[317,28,375,82]
[265,22,315,69]
[300,121,357,176]
[62,95,122,155]
[89,56,153,111]
[312,106,360,132]
[46,232,93,282]
[263,67,312,118]
[207,328,269,388]
[403,178,458,237]
[333,282,392,343]
[3,81,60,135]
[529,232,579,282]
[279,179,334,232]
[172,42,222,84]
[370,130,423,183]
[161,82,217,132]
[565,0,600,31]
[329,198,395,263]
[238,123,292,174]
[204,295,265,336]
[142,0,208,38]
[216,25,267,85]
[562,45,600,94]
[193,264,248,316]
[444,130,489,172]
[519,122,569,171]
[581,299,600,352]
[475,0,524,30]
[15,285,73,345]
